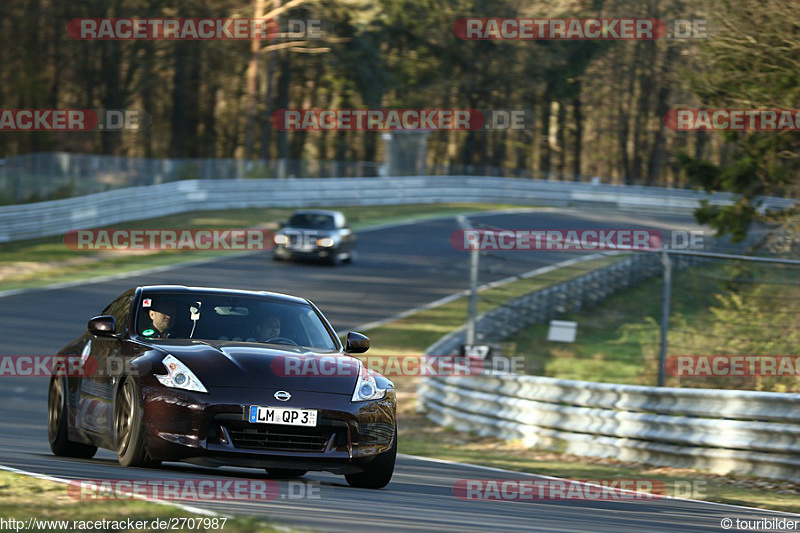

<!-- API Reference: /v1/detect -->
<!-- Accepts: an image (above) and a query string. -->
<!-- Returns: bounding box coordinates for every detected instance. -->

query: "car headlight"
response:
[274,234,288,245]
[352,365,386,402]
[317,237,335,247]
[156,355,208,393]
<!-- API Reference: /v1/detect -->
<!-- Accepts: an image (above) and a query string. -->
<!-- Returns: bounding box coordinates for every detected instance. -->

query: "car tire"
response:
[266,468,307,478]
[48,377,98,459]
[344,250,357,264]
[344,428,397,489]
[115,377,160,468]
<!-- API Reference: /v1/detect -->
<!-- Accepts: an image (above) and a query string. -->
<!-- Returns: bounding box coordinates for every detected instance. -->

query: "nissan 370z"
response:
[48,285,396,489]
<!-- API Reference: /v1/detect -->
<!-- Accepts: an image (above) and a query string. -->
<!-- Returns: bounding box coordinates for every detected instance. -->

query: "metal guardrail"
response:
[418,375,800,481]
[0,175,795,242]
[417,242,800,482]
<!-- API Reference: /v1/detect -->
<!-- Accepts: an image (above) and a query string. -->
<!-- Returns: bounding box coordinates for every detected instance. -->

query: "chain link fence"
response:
[652,250,800,392]
[419,228,800,480]
[446,222,800,391]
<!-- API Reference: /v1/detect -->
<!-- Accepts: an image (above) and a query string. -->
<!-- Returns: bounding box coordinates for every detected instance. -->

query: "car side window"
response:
[102,289,135,335]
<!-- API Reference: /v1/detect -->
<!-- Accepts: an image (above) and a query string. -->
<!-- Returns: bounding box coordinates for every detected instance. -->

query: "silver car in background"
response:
[273,210,357,265]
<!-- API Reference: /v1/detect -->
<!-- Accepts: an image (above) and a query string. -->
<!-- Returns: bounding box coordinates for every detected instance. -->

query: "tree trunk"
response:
[632,41,657,184]
[244,0,265,161]
[276,52,292,177]
[538,82,552,179]
[646,45,677,186]
[572,90,583,181]
[556,101,567,180]
[260,50,278,164]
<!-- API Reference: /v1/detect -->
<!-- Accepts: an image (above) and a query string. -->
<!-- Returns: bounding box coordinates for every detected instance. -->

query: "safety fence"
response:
[0,175,794,242]
[418,238,800,481]
[418,373,800,481]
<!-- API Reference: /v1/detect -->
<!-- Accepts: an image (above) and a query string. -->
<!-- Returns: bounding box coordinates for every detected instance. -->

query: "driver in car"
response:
[148,300,177,338]
[258,316,281,341]
[257,316,296,344]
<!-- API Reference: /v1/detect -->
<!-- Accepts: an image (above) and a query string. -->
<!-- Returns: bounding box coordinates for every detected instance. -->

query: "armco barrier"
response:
[0,175,795,242]
[418,374,800,482]
[418,236,800,482]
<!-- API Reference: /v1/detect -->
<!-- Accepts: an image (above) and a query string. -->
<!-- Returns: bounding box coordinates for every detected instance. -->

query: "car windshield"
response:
[287,213,336,230]
[134,291,338,350]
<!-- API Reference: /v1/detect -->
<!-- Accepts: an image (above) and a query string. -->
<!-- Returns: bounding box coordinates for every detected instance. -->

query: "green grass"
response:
[507,263,724,385]
[0,471,285,532]
[506,260,800,390]
[361,255,621,359]
[0,203,519,292]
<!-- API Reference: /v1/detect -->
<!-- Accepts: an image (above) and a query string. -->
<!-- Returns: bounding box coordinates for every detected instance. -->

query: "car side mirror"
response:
[345,331,370,354]
[88,315,116,337]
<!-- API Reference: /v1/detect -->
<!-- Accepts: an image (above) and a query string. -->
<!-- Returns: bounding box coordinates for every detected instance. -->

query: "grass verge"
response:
[507,259,800,391]
[0,471,283,532]
[361,255,620,357]
[507,262,721,386]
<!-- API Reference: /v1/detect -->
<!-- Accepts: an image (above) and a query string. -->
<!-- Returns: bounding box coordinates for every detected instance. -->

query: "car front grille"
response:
[225,425,332,452]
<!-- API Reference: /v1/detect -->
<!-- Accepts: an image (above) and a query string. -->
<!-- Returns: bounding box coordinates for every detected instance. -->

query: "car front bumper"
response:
[139,382,396,474]
[274,245,337,260]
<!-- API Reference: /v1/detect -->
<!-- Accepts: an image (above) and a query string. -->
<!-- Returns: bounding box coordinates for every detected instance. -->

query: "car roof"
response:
[288,210,346,228]
[136,285,309,306]
[291,209,342,217]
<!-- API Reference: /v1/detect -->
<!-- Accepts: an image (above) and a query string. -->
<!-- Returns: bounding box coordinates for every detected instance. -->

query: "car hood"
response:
[155,341,360,394]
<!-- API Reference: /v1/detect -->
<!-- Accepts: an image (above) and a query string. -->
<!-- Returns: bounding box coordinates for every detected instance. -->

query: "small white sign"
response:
[462,344,492,360]
[547,320,577,343]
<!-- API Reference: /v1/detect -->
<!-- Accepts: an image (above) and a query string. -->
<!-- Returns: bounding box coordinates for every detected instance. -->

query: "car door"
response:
[78,290,133,444]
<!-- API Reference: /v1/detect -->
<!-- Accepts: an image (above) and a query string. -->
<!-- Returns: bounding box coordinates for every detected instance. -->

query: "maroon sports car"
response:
[48,285,396,488]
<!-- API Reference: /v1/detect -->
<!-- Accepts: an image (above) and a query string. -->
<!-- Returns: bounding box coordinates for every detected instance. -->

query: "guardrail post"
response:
[556,283,567,314]
[457,215,480,345]
[543,288,553,320]
[658,250,672,387]
[573,277,584,313]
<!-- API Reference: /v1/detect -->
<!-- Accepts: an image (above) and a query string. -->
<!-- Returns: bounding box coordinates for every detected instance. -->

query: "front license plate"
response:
[248,406,318,427]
